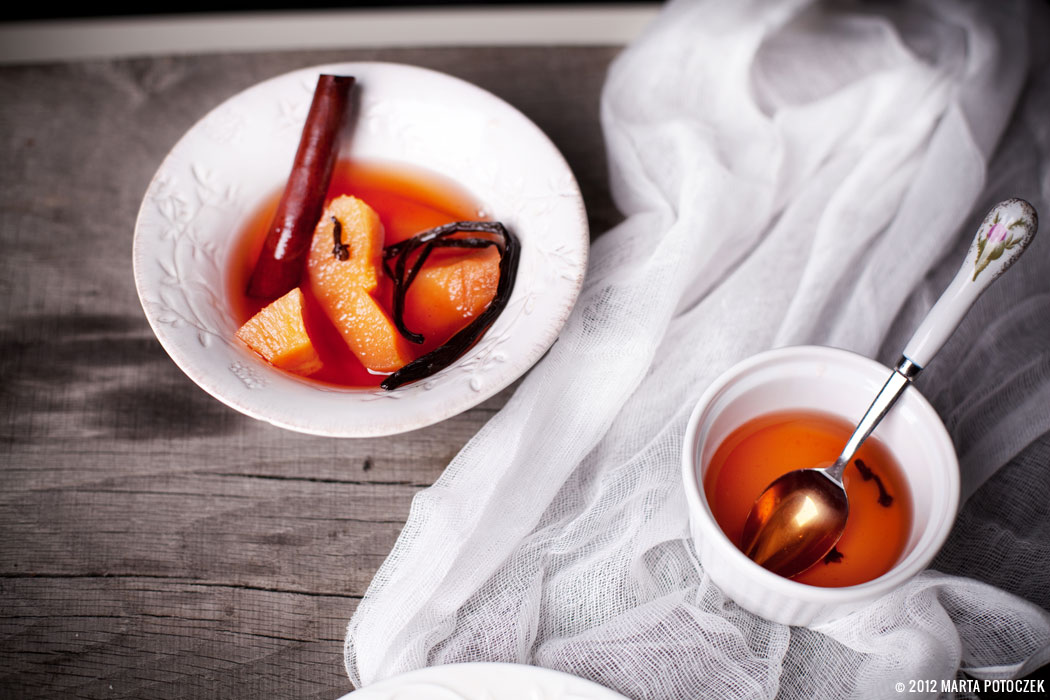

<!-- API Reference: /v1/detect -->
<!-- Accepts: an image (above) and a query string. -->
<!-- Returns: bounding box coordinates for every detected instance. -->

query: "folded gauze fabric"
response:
[346,0,1050,696]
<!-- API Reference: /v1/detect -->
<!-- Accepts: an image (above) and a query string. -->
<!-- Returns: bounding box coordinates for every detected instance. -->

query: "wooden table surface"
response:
[0,45,621,699]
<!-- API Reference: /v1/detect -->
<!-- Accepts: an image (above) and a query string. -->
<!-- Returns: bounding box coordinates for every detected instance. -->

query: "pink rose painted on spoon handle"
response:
[973,203,1036,281]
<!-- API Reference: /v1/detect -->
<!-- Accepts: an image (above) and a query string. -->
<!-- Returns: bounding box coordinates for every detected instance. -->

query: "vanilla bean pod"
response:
[380,221,519,390]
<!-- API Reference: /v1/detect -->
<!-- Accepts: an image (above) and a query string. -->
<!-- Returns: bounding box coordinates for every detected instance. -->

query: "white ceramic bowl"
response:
[338,662,628,699]
[681,345,959,626]
[133,62,588,437]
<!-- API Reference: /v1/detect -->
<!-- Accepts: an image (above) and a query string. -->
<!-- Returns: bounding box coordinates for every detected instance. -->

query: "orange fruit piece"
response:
[403,245,500,344]
[235,287,322,376]
[306,195,412,373]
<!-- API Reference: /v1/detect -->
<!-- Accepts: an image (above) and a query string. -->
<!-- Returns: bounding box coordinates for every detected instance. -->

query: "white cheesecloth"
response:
[345,0,1050,697]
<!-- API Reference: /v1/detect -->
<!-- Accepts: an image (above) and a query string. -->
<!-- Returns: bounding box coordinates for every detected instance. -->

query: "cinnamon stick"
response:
[247,74,354,299]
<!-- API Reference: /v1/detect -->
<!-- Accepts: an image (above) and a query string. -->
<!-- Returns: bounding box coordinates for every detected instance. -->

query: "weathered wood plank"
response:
[0,476,415,593]
[0,577,357,698]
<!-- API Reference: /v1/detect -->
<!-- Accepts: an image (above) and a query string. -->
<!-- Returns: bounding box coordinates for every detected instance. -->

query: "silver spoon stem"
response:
[824,199,1037,486]
[825,357,922,483]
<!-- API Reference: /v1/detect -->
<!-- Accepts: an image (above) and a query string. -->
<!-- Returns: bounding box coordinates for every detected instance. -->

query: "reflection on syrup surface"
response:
[704,410,913,587]
[228,159,485,388]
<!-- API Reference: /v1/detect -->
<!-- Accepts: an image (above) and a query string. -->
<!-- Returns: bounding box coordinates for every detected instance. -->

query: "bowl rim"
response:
[133,61,589,437]
[339,661,629,699]
[681,344,960,604]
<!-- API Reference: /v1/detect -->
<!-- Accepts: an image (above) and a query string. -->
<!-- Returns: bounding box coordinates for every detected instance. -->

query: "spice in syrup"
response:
[855,458,894,507]
[823,547,844,565]
[331,216,350,261]
[824,459,896,566]
[704,410,913,587]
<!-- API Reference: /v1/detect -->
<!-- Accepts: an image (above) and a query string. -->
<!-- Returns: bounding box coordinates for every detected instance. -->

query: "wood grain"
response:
[0,46,621,698]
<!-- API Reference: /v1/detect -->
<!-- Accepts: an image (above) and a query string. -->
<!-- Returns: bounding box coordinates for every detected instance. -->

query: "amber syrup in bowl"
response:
[704,409,913,587]
[227,159,486,389]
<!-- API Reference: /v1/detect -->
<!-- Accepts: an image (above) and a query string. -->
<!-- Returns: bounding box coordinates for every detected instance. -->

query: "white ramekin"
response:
[681,345,959,626]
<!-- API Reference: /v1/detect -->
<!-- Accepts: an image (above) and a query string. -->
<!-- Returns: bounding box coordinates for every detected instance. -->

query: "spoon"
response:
[741,198,1038,579]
